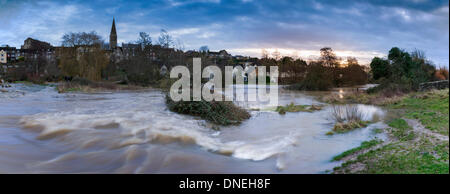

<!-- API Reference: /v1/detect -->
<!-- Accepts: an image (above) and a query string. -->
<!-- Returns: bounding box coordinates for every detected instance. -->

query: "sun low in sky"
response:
[0,0,448,66]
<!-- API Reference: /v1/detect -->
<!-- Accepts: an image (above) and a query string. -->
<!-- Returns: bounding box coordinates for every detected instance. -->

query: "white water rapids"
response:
[0,83,386,173]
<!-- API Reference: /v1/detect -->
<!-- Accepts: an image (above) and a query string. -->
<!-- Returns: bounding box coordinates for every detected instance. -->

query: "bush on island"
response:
[165,94,250,126]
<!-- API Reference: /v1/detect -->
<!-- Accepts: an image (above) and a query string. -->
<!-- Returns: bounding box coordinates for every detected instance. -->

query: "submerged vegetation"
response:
[321,90,406,106]
[326,105,372,135]
[275,103,323,114]
[165,95,250,126]
[330,121,371,135]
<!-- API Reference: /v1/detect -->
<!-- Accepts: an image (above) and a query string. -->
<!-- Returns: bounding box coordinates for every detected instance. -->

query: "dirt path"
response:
[333,118,448,174]
[405,119,449,142]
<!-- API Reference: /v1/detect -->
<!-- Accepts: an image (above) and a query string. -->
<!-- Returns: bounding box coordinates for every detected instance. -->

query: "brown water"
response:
[0,83,386,173]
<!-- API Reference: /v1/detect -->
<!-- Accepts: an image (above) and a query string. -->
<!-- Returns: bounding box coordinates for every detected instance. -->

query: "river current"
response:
[0,83,386,173]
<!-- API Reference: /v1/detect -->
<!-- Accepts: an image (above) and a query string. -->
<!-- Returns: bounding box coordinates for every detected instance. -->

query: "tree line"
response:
[3,29,447,91]
[369,47,448,94]
[268,47,369,90]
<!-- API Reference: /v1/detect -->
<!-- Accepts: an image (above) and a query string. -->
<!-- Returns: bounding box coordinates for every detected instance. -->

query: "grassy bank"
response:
[56,78,150,93]
[332,139,383,161]
[321,90,406,106]
[333,89,449,174]
[14,80,52,86]
[388,90,449,136]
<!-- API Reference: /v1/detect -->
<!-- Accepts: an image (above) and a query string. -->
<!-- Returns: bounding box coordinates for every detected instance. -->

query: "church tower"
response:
[110,18,117,49]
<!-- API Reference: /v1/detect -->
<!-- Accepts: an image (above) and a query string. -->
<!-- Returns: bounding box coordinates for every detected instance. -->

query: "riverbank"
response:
[56,80,152,93]
[332,89,449,174]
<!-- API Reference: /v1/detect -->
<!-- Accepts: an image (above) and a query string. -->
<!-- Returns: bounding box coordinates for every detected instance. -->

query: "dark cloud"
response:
[0,0,448,66]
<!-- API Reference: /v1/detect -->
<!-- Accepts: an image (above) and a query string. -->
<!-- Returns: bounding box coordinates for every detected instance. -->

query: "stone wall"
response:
[419,80,449,91]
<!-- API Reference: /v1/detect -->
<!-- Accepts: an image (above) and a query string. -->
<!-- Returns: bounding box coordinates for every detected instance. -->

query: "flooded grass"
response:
[275,103,323,115]
[332,139,383,161]
[326,105,372,135]
[329,121,372,135]
[321,91,406,106]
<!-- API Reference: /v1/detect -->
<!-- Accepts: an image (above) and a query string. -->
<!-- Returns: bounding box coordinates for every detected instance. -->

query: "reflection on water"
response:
[0,83,386,173]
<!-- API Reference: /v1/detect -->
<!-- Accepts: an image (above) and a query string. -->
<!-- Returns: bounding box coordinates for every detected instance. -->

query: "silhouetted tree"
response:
[62,31,103,47]
[320,47,339,68]
[370,57,390,80]
[136,32,152,46]
[341,59,368,86]
[158,29,173,48]
[299,61,333,90]
[199,45,209,53]
[369,47,437,92]
[320,47,341,85]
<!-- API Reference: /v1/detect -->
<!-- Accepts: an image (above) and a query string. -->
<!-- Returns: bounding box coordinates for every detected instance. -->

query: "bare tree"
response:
[199,45,209,53]
[320,47,339,68]
[320,47,341,85]
[136,32,152,46]
[158,29,173,48]
[175,39,185,51]
[62,31,103,47]
[346,57,358,66]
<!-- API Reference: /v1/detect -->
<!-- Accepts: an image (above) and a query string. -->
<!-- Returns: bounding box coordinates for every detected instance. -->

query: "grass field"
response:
[333,89,449,174]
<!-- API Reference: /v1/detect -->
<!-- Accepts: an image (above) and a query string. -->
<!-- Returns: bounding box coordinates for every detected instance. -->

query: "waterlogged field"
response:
[0,83,387,173]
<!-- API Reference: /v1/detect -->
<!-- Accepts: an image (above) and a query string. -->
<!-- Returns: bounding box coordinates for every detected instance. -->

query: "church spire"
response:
[110,17,117,49]
[111,18,117,35]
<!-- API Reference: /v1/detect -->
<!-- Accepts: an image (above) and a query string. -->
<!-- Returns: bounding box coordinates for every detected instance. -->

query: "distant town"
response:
[0,18,257,82]
[1,18,447,93]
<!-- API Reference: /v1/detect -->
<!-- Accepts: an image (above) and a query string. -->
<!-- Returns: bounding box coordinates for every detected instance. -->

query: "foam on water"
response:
[1,83,388,173]
[19,104,300,162]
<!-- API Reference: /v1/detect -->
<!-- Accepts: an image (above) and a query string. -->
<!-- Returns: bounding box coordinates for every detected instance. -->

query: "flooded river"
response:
[0,83,386,173]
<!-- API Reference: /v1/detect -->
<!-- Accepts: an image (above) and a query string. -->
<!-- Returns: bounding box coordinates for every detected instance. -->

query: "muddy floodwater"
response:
[0,83,387,173]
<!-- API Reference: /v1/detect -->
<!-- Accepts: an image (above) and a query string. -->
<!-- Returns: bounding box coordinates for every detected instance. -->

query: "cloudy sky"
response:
[0,0,448,66]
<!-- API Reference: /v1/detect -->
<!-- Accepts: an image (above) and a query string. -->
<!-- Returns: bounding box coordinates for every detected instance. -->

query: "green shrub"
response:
[275,103,322,114]
[368,47,437,93]
[165,94,251,126]
[286,62,333,91]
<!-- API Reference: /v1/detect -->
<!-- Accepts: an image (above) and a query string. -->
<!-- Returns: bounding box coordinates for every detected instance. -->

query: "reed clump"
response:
[327,105,371,135]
